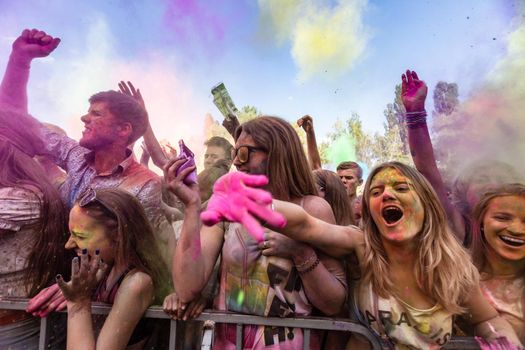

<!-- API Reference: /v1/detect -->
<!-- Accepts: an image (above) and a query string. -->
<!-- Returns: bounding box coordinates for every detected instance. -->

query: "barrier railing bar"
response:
[303,328,310,350]
[442,337,481,349]
[38,316,49,350]
[236,323,243,350]
[0,298,480,349]
[169,319,177,350]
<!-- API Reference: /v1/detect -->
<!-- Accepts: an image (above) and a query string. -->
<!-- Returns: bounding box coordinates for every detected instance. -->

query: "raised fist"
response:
[11,29,60,62]
[297,115,314,133]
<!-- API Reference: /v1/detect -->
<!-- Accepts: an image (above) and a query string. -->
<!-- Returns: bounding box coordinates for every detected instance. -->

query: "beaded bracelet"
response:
[298,258,320,274]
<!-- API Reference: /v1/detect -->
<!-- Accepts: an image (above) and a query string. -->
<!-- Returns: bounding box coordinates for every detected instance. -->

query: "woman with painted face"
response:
[0,109,70,349]
[202,161,523,349]
[166,116,347,349]
[56,188,170,350]
[464,184,525,343]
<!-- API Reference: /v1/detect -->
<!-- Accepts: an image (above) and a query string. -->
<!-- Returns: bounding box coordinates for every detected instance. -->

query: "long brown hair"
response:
[76,188,171,303]
[313,169,354,226]
[361,162,478,314]
[234,116,317,200]
[0,109,70,296]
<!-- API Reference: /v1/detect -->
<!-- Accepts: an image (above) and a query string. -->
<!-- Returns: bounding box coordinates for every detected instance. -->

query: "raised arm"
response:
[271,199,363,258]
[401,70,466,242]
[0,29,60,113]
[164,157,223,303]
[297,115,322,170]
[118,81,169,168]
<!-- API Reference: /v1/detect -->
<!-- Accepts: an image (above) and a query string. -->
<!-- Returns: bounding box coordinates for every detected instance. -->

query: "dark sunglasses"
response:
[231,145,266,165]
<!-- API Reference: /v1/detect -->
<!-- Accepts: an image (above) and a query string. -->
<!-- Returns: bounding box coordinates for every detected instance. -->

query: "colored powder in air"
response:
[236,290,245,306]
[326,133,357,166]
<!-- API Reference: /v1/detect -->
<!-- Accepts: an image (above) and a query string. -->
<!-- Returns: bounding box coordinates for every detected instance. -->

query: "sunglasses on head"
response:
[78,188,117,219]
[231,145,266,165]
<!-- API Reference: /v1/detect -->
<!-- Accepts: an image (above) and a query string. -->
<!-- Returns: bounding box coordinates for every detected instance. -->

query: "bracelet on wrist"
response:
[297,257,320,274]
[294,252,317,270]
[405,110,427,129]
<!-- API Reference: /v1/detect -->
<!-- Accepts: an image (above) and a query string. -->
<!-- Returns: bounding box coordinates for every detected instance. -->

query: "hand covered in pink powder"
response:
[476,336,521,350]
[11,29,60,63]
[201,172,286,242]
[26,283,66,318]
[401,70,428,112]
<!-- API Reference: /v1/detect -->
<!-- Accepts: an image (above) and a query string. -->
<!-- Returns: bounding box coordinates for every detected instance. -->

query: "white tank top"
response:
[354,280,453,349]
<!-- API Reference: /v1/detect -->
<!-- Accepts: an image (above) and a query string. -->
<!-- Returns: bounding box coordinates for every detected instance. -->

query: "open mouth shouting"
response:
[498,235,525,247]
[381,206,404,226]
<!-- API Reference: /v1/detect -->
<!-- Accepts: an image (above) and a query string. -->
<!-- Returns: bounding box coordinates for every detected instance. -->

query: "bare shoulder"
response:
[301,195,336,223]
[118,269,154,298]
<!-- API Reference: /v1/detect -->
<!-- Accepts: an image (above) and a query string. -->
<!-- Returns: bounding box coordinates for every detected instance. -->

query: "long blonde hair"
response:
[361,162,478,314]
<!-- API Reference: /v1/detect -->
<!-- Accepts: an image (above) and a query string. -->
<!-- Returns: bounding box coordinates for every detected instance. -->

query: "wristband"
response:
[297,258,320,274]
[405,110,427,129]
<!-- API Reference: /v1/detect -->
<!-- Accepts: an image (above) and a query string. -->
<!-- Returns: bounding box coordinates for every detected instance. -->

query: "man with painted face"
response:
[0,29,175,311]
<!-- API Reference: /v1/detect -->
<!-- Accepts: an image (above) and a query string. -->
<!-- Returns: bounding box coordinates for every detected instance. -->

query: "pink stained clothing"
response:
[213,223,320,350]
[480,273,524,344]
[0,186,42,297]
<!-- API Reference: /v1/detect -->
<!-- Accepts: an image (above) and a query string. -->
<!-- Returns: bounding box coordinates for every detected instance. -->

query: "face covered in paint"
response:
[65,205,115,265]
[368,168,425,245]
[482,195,525,262]
[79,101,122,150]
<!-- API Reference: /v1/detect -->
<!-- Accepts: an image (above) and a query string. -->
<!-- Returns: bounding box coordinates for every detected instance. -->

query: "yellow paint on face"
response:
[368,168,425,245]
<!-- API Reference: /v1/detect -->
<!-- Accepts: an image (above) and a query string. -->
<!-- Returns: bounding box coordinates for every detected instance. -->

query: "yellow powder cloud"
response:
[258,0,369,81]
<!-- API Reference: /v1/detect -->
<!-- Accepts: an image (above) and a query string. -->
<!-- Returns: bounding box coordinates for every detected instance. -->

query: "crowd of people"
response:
[0,28,523,350]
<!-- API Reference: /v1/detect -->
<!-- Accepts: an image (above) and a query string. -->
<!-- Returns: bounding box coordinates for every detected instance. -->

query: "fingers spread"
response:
[243,186,273,205]
[237,173,269,187]
[71,257,80,277]
[246,201,286,228]
[240,211,265,242]
[200,209,222,226]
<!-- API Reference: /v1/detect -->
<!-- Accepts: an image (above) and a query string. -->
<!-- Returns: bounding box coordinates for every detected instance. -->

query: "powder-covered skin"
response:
[40,127,174,265]
[368,168,424,244]
[201,172,286,242]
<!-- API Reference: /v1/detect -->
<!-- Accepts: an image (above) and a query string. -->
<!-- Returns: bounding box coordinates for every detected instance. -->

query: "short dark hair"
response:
[337,161,363,180]
[204,136,233,160]
[89,91,148,144]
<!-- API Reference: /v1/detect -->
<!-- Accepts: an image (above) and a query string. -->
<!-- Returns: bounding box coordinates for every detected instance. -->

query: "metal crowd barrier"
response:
[0,298,480,349]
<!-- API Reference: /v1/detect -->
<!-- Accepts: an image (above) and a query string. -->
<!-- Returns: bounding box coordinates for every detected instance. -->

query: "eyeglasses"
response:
[231,145,266,165]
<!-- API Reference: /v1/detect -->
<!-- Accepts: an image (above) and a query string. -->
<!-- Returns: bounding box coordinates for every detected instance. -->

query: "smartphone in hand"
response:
[176,139,197,185]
